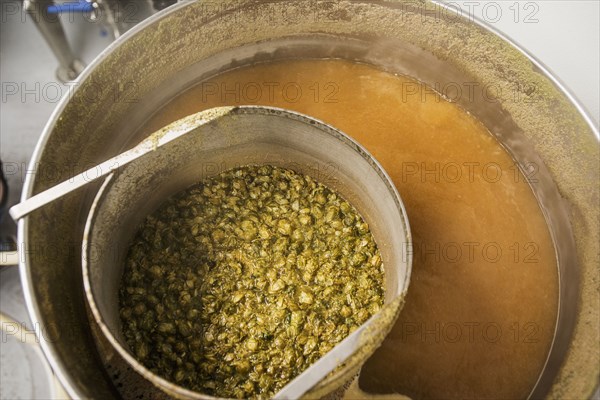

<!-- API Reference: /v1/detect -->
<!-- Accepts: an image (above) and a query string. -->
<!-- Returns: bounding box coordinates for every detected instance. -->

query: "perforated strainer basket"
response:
[82,106,412,399]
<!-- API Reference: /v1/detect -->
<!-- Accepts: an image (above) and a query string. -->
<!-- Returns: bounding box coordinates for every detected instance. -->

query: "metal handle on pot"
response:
[0,253,19,266]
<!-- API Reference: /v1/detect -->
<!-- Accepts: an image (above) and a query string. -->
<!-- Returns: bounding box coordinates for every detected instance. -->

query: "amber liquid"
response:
[140,60,558,399]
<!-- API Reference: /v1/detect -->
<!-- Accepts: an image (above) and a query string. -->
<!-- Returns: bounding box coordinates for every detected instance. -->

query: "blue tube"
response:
[47,0,94,14]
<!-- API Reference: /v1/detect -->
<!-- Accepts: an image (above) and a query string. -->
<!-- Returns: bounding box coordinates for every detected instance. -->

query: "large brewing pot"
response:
[18,1,598,399]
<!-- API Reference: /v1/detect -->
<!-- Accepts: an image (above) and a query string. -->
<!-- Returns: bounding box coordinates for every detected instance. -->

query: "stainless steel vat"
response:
[18,1,598,398]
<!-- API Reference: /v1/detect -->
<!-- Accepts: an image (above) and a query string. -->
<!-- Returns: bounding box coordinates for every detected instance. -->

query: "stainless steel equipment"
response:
[23,0,155,82]
[16,1,599,399]
[24,0,86,82]
[81,106,412,399]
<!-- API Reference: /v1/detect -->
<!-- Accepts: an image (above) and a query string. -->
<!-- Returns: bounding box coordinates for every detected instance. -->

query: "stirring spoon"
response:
[9,107,235,221]
[273,295,404,400]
